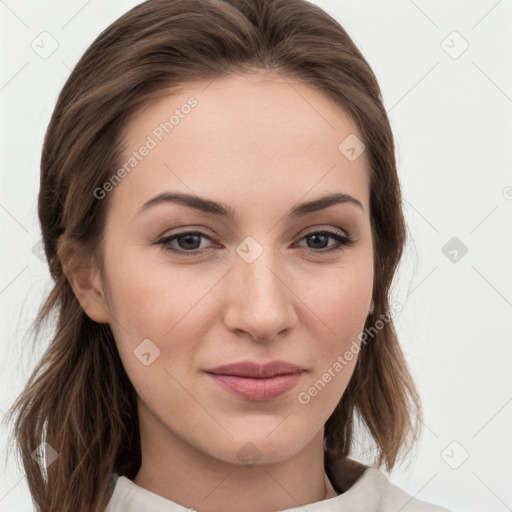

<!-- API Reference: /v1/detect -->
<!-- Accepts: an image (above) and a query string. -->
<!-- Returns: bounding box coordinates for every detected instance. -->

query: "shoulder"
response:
[358,467,452,512]
[325,451,451,512]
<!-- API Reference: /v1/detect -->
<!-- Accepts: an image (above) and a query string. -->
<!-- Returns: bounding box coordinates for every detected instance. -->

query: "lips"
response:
[205,360,304,378]
[204,360,304,401]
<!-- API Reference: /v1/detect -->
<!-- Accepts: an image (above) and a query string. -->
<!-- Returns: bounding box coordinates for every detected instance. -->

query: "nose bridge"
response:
[224,240,296,339]
[242,251,283,304]
[236,232,282,288]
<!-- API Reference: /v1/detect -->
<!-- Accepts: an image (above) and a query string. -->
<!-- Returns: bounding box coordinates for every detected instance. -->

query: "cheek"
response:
[103,247,217,373]
[301,263,372,342]
[296,261,372,404]
[103,254,202,412]
[104,245,193,334]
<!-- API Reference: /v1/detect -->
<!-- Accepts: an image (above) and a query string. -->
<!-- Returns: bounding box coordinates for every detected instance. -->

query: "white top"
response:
[105,468,451,512]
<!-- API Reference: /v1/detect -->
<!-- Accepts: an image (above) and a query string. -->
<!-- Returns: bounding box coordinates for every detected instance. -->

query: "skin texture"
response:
[66,71,374,511]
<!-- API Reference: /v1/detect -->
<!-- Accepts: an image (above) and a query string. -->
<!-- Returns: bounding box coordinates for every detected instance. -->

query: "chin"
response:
[208,433,307,467]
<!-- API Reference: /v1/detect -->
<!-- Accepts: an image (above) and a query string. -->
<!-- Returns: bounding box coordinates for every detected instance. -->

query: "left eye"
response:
[296,230,353,253]
[158,229,354,256]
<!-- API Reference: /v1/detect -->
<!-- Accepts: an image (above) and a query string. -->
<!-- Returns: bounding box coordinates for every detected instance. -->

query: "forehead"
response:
[113,72,370,217]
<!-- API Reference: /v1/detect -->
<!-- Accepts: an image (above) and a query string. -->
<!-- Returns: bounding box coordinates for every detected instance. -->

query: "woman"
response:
[5,0,451,510]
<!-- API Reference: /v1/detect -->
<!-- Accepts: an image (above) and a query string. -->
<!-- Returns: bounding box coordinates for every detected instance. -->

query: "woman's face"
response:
[93,72,373,465]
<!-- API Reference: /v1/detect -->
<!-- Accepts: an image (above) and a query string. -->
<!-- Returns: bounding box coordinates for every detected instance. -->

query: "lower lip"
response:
[206,372,303,401]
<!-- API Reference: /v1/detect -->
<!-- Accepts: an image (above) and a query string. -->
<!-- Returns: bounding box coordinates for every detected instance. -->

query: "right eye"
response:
[158,230,216,256]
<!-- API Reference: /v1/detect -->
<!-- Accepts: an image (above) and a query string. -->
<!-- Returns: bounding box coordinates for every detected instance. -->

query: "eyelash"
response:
[157,228,354,257]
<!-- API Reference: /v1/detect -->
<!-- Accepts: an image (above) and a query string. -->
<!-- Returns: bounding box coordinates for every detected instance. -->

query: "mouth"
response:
[205,360,304,378]
[205,373,303,401]
[204,360,304,401]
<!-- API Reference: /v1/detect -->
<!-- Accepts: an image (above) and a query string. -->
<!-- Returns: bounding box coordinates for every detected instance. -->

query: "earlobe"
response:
[57,235,111,324]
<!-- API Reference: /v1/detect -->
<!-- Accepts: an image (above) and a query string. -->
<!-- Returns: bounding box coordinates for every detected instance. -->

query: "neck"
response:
[133,401,337,512]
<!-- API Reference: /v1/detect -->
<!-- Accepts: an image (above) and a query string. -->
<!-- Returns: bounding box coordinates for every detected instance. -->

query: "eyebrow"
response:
[135,191,364,220]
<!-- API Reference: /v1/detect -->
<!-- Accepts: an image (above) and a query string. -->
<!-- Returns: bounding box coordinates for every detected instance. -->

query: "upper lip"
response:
[205,360,304,378]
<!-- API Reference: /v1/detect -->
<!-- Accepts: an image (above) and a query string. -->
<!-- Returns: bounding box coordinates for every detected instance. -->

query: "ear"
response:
[57,235,111,324]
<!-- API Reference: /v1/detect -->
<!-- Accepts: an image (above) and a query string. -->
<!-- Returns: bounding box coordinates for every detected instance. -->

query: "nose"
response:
[222,250,298,343]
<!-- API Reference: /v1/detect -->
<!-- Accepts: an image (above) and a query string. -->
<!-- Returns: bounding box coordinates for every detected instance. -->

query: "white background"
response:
[1,1,511,511]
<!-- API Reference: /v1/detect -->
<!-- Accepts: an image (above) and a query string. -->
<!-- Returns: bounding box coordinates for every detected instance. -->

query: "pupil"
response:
[179,234,201,250]
[309,234,328,249]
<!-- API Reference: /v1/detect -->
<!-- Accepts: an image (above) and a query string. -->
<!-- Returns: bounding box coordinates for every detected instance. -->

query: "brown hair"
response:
[4,0,422,510]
